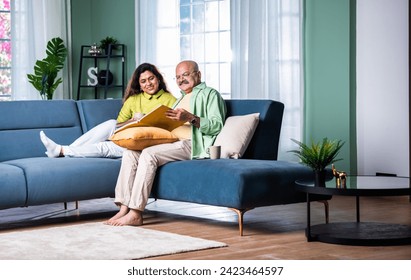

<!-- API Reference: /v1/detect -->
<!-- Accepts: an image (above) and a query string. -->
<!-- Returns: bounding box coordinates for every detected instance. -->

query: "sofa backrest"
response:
[225,99,284,160]
[0,99,123,162]
[0,98,283,162]
[77,99,123,133]
[0,100,83,161]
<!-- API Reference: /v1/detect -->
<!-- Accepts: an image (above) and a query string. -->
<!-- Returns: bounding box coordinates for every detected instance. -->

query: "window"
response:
[147,0,231,98]
[179,0,231,98]
[0,0,11,101]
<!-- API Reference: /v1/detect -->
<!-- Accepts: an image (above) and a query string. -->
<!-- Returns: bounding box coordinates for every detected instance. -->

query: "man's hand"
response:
[166,108,200,128]
[165,108,191,122]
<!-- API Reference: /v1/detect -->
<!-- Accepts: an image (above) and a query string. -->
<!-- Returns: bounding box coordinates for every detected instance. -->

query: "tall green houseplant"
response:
[27,37,67,100]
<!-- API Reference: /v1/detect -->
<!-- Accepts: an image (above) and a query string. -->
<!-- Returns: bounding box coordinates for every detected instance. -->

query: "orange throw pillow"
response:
[110,127,179,151]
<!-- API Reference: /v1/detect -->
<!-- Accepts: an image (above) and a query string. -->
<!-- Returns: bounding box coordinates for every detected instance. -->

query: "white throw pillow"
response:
[214,113,260,159]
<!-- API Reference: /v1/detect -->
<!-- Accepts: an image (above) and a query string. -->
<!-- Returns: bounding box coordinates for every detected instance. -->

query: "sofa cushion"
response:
[0,163,27,209]
[152,159,329,209]
[5,157,121,205]
[214,113,260,158]
[110,127,179,150]
[225,100,284,160]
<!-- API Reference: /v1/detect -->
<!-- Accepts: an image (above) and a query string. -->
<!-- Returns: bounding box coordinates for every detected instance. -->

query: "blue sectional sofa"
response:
[0,98,329,235]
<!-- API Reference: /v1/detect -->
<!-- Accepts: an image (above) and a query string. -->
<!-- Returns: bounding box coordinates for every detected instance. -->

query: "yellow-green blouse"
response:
[116,89,176,123]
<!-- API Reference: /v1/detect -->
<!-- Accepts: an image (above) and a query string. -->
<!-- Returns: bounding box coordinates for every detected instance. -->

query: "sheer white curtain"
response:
[135,0,157,64]
[11,0,70,100]
[135,0,180,94]
[231,0,303,161]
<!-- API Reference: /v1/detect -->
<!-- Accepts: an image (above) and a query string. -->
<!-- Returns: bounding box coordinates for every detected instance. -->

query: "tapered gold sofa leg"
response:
[228,208,254,236]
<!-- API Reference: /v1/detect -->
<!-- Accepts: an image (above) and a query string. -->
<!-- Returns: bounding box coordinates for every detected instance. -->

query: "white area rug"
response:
[0,222,226,260]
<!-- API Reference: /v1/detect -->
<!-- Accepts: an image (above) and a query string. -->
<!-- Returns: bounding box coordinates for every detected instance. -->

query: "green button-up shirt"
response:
[173,82,226,159]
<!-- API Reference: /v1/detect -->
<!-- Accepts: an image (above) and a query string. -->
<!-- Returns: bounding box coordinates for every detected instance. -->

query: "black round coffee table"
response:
[295,175,411,246]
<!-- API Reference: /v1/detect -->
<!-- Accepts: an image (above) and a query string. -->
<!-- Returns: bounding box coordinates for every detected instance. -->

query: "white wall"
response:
[356,0,409,176]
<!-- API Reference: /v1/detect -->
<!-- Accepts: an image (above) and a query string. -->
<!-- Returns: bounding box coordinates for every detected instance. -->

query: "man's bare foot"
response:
[108,209,143,226]
[103,205,129,224]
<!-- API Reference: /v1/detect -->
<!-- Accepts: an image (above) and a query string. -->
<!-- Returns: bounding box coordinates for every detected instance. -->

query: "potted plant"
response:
[27,37,67,100]
[289,138,344,187]
[99,36,118,55]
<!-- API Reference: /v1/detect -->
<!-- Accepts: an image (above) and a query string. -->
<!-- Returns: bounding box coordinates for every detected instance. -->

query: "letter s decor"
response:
[87,67,98,86]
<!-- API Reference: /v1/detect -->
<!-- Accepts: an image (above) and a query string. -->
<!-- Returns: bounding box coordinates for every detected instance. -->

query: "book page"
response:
[114,105,185,133]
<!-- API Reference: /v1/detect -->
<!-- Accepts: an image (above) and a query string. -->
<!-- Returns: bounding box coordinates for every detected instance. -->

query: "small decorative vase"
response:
[314,170,326,187]
[88,44,102,56]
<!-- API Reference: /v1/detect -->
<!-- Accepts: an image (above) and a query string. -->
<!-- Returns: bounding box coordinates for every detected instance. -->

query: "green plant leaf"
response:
[46,37,67,60]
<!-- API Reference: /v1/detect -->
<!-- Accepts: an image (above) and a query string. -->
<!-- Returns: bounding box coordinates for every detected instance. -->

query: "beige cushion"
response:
[110,127,179,151]
[214,113,260,159]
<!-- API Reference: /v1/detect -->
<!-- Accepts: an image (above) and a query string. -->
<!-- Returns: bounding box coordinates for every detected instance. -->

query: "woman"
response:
[40,63,176,158]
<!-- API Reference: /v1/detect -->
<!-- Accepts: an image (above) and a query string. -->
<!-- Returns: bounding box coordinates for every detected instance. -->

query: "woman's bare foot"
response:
[108,209,143,226]
[104,205,129,224]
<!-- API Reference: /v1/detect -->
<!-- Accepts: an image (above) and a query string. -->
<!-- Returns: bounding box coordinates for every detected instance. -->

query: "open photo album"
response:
[114,105,185,133]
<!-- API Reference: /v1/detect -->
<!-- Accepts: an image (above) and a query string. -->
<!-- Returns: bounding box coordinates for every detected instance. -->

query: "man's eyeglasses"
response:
[175,71,198,81]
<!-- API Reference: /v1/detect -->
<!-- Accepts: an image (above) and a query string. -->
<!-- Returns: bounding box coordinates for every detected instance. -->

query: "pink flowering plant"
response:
[0,0,11,97]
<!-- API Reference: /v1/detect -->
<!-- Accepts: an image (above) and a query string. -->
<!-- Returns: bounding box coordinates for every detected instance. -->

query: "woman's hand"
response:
[116,112,145,128]
[133,112,145,121]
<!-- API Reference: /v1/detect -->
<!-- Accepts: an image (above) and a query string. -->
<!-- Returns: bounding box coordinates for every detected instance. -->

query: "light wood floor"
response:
[0,195,410,260]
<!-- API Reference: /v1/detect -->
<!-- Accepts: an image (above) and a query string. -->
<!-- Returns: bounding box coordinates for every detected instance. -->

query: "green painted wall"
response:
[70,0,135,100]
[304,0,355,174]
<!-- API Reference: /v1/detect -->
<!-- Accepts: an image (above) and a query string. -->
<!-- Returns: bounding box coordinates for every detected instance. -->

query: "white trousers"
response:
[114,139,191,211]
[63,119,125,158]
